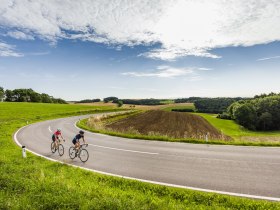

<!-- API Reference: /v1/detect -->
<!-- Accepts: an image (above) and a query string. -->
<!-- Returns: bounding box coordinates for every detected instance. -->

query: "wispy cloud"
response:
[7,30,34,40]
[257,55,280,61]
[198,67,212,71]
[1,1,280,60]
[0,42,23,57]
[121,66,193,78]
[26,51,50,56]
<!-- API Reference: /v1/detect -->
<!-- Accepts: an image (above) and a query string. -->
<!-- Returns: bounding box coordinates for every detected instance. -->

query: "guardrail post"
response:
[22,146,27,158]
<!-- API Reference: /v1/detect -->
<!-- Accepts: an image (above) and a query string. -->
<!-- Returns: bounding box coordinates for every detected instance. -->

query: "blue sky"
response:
[0,0,280,101]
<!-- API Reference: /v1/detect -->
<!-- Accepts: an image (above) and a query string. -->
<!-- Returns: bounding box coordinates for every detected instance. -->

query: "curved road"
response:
[14,114,280,201]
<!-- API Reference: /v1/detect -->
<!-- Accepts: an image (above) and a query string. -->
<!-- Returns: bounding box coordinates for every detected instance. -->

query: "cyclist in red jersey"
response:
[52,128,64,150]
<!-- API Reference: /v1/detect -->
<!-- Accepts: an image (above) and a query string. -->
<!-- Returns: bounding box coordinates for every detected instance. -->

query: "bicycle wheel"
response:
[79,149,89,163]
[58,144,64,156]
[69,146,76,159]
[51,142,56,153]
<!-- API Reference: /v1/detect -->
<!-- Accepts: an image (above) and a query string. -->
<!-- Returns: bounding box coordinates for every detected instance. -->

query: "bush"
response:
[217,112,232,120]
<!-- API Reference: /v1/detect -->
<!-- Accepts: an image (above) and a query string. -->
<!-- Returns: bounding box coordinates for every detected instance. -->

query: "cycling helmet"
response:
[57,128,61,132]
[79,130,84,135]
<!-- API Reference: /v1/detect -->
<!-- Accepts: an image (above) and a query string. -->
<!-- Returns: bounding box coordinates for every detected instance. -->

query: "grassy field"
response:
[161,103,195,112]
[1,102,280,209]
[195,113,280,145]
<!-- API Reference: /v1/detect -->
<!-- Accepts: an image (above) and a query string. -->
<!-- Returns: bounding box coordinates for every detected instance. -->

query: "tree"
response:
[30,92,42,102]
[117,100,123,107]
[234,103,257,130]
[0,87,4,102]
[5,89,14,101]
[103,97,118,103]
[258,112,273,130]
[41,93,53,103]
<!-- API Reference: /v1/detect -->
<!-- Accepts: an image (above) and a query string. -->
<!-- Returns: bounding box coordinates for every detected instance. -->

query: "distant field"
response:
[82,101,195,111]
[2,102,279,209]
[161,103,195,111]
[159,99,175,104]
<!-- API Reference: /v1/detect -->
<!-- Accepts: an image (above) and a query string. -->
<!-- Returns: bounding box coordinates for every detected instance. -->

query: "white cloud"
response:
[0,42,23,57]
[257,55,280,61]
[121,66,193,78]
[7,30,34,40]
[1,0,280,60]
[198,67,212,71]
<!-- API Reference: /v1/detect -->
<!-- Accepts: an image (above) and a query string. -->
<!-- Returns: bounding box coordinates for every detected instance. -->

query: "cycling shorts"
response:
[72,138,79,145]
[52,134,57,142]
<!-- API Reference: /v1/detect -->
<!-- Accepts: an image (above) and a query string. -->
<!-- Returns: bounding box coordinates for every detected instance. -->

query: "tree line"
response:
[103,97,163,105]
[194,97,244,113]
[0,87,67,104]
[223,93,280,131]
[75,99,101,103]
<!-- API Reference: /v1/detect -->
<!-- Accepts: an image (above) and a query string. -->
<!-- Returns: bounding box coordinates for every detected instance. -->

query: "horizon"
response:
[1,1,280,101]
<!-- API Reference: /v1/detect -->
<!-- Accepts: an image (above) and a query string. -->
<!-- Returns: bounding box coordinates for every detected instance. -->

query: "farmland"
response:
[105,110,230,140]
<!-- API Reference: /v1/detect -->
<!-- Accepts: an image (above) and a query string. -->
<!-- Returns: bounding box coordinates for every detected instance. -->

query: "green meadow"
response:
[161,104,195,112]
[1,102,280,209]
[195,113,280,145]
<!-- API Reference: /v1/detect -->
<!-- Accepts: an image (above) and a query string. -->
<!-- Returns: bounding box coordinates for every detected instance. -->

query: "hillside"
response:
[106,110,231,140]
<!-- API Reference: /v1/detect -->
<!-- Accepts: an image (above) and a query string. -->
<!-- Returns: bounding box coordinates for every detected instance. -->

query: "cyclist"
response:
[72,130,87,153]
[52,128,65,150]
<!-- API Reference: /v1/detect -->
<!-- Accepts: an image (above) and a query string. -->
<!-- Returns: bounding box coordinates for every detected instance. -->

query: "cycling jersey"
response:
[72,134,83,145]
[54,131,61,136]
[52,131,61,141]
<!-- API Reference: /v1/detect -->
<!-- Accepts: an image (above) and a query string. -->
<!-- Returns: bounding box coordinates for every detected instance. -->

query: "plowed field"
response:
[106,110,231,140]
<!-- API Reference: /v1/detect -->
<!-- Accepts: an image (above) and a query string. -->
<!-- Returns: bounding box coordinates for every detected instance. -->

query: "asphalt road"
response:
[14,114,280,201]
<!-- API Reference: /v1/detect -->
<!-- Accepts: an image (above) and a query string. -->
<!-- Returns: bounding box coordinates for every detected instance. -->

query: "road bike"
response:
[69,144,89,163]
[51,138,65,156]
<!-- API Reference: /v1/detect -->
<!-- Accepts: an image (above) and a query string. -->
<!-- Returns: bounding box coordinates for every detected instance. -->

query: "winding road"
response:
[14,113,280,201]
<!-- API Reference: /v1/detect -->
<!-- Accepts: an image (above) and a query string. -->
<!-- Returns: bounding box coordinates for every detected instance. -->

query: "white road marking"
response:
[88,143,159,155]
[48,126,52,133]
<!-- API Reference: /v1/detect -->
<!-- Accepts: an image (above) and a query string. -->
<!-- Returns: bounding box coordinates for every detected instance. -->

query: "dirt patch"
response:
[106,110,231,140]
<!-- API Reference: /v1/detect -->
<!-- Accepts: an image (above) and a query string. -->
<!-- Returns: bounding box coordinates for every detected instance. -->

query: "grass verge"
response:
[1,102,280,209]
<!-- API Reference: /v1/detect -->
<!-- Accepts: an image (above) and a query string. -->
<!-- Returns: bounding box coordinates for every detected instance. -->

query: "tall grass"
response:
[1,102,280,209]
